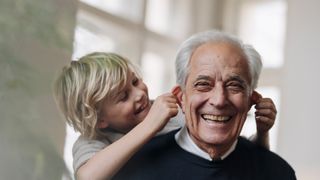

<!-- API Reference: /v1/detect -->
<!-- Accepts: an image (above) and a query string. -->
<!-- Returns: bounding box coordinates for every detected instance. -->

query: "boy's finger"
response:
[251,91,263,105]
[255,109,276,119]
[255,100,276,112]
[256,116,274,126]
[255,102,275,109]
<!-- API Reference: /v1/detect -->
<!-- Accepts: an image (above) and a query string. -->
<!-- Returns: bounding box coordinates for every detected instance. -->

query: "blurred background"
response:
[0,0,319,179]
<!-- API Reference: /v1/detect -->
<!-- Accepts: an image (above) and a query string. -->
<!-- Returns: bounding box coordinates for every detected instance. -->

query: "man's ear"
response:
[171,85,185,112]
[97,118,109,129]
[250,90,262,108]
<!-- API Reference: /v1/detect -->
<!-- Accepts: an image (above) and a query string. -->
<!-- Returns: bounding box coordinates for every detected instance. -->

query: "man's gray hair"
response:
[175,30,262,91]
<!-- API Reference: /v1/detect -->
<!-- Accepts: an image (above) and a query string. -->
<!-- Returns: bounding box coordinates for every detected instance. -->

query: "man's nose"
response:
[208,85,227,108]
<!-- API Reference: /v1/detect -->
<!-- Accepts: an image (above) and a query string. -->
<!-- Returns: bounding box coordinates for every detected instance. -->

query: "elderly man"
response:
[114,31,296,179]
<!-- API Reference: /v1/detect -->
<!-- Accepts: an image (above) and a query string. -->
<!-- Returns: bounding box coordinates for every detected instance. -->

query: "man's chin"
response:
[198,133,232,147]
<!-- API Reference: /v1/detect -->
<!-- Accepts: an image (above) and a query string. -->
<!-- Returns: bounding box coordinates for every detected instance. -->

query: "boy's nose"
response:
[134,88,144,102]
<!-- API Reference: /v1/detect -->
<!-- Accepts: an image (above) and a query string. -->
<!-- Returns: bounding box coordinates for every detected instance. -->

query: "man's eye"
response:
[194,81,211,91]
[195,81,210,86]
[226,83,244,91]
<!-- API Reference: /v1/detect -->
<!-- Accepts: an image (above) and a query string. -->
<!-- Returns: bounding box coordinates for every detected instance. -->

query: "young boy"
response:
[53,52,277,179]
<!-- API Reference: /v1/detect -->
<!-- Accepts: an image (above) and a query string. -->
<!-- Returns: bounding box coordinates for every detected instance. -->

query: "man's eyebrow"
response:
[194,75,212,81]
[226,75,247,85]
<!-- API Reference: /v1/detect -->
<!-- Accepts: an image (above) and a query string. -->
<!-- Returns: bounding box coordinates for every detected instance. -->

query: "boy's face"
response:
[99,71,151,133]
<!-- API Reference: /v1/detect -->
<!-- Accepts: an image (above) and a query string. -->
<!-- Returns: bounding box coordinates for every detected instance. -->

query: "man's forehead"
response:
[191,43,246,66]
[188,42,250,81]
[188,59,250,79]
[193,41,243,55]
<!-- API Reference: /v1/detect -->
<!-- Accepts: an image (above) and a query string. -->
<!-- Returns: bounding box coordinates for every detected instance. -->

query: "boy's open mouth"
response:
[135,101,149,115]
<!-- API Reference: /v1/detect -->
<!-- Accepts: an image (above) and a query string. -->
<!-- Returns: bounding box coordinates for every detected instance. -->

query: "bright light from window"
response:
[72,26,115,60]
[141,52,166,99]
[145,0,171,35]
[80,0,144,23]
[238,0,287,68]
[145,0,191,39]
[63,125,80,177]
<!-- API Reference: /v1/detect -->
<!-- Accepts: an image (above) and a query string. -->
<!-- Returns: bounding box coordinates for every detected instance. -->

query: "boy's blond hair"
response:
[53,52,139,139]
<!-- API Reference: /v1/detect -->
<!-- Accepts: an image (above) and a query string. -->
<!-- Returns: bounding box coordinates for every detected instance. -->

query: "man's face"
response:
[181,42,252,154]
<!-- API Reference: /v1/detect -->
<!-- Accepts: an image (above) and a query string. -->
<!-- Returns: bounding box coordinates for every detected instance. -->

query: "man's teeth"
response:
[202,114,231,122]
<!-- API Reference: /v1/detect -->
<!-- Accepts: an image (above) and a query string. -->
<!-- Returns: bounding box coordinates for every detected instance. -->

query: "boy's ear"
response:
[97,118,109,129]
[171,85,184,111]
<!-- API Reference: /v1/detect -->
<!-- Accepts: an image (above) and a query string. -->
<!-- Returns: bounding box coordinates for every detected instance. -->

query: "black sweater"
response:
[114,130,296,180]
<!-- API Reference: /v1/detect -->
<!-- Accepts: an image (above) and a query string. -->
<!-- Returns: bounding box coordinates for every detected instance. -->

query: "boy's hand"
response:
[145,93,179,132]
[252,91,277,135]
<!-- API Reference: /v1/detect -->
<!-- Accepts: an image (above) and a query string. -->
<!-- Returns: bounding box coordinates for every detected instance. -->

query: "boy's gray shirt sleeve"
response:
[72,136,110,173]
[72,130,124,173]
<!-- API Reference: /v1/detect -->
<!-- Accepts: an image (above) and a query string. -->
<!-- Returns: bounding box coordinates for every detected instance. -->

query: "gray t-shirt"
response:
[72,110,185,172]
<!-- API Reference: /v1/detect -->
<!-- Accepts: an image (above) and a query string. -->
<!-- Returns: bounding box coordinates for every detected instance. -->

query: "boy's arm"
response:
[250,91,277,149]
[76,120,159,180]
[249,131,270,149]
[72,136,109,175]
[76,93,178,180]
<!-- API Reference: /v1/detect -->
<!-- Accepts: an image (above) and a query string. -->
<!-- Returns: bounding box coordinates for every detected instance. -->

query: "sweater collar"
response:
[175,125,237,161]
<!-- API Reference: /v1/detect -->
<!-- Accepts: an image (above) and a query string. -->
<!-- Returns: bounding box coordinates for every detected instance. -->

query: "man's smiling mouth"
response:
[201,114,232,123]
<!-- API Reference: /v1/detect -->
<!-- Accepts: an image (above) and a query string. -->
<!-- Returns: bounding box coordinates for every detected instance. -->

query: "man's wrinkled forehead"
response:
[187,42,250,78]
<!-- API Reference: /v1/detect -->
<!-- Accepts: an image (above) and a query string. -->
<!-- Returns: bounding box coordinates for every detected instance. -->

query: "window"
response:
[65,0,288,175]
[238,0,287,68]
[80,0,144,23]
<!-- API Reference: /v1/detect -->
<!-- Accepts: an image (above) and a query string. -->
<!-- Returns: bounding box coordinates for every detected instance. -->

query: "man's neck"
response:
[189,134,234,159]
[175,126,237,161]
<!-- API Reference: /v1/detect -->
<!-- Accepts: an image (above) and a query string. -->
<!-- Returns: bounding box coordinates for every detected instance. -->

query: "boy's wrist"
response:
[138,118,161,136]
[257,130,269,138]
[255,131,270,148]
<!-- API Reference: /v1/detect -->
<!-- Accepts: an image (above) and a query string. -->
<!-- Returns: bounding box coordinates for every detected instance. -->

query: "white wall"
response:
[278,0,320,179]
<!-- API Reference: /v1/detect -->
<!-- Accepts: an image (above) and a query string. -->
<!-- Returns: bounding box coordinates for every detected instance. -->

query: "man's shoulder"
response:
[114,130,181,179]
[238,137,289,163]
[237,137,296,179]
[139,129,179,154]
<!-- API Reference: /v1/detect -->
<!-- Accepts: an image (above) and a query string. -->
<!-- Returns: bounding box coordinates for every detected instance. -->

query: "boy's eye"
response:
[119,91,129,102]
[132,77,139,86]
